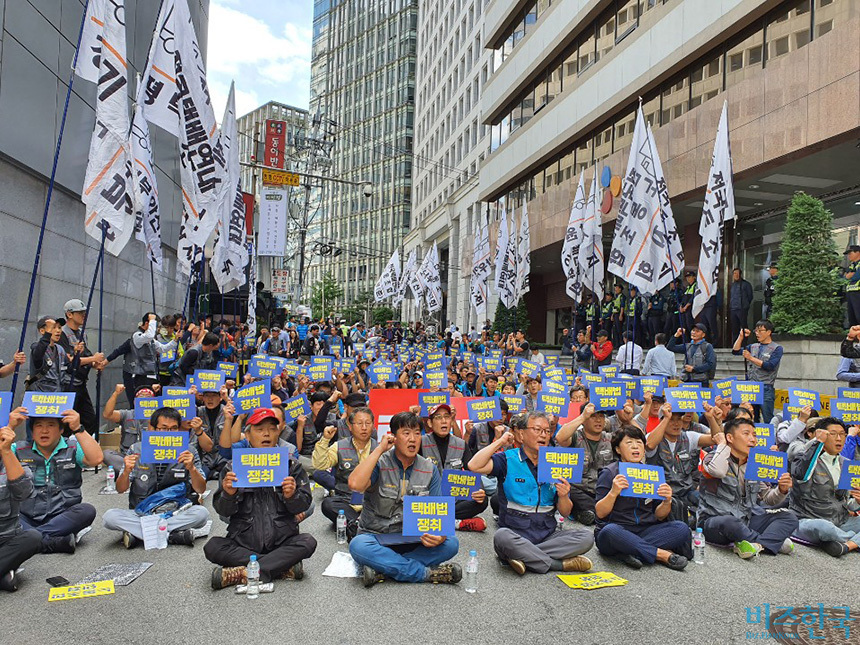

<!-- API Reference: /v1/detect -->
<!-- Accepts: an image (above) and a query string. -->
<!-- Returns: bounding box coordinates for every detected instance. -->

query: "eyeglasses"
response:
[827,431,847,438]
[527,426,552,436]
[154,426,181,431]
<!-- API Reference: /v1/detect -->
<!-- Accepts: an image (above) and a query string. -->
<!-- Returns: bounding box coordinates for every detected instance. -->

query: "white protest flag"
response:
[210,82,249,293]
[515,201,531,300]
[418,243,443,313]
[76,0,136,256]
[142,0,228,274]
[470,216,492,316]
[397,248,420,305]
[130,79,163,269]
[562,171,587,300]
[608,106,684,293]
[493,204,510,296]
[374,249,401,303]
[692,101,735,318]
[579,172,605,296]
[247,242,257,338]
[497,207,519,308]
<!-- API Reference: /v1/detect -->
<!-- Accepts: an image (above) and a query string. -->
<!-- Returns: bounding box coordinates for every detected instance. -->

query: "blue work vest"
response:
[500,448,557,543]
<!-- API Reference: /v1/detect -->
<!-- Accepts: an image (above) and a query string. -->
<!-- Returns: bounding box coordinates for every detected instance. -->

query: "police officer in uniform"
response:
[600,292,614,336]
[763,263,778,320]
[348,411,461,587]
[844,245,860,326]
[469,412,594,575]
[647,291,665,347]
[102,407,210,548]
[663,279,683,339]
[626,286,644,346]
[585,295,599,341]
[611,284,626,347]
[679,271,697,338]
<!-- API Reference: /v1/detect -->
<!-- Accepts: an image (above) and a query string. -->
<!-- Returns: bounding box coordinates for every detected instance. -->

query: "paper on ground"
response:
[322,551,362,578]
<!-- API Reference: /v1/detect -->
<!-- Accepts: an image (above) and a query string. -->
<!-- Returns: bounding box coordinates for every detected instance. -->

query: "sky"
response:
[206,0,313,119]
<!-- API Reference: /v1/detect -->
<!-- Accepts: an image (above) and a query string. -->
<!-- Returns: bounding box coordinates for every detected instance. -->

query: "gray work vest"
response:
[28,343,68,392]
[119,413,145,454]
[789,452,850,526]
[570,429,616,494]
[16,440,82,523]
[0,468,34,541]
[421,433,465,472]
[198,405,228,471]
[333,437,377,498]
[697,458,760,524]
[123,335,158,377]
[473,422,492,452]
[127,441,191,508]
[647,433,698,496]
[682,342,710,383]
[358,451,434,534]
[266,336,285,356]
[746,342,781,386]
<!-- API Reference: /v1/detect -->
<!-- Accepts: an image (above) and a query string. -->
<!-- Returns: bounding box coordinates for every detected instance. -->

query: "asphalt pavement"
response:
[6,472,855,645]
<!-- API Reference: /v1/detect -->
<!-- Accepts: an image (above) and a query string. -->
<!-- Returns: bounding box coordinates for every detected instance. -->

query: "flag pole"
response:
[9,0,91,398]
[95,231,105,441]
[69,226,107,385]
[149,260,157,312]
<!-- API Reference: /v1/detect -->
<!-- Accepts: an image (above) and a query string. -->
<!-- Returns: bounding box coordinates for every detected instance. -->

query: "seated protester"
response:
[171,332,219,385]
[775,406,817,451]
[570,385,589,406]
[698,418,799,559]
[271,375,292,402]
[468,412,594,575]
[594,426,691,570]
[500,381,517,396]
[314,391,366,444]
[422,404,486,531]
[27,316,69,393]
[102,383,155,472]
[632,392,666,433]
[9,407,102,553]
[789,418,860,557]
[103,407,210,548]
[842,424,860,461]
[481,373,500,397]
[516,376,542,412]
[554,403,616,526]
[0,425,42,592]
[312,407,378,535]
[205,408,317,590]
[193,385,233,480]
[785,418,822,463]
[456,368,482,396]
[348,411,462,587]
[605,400,639,435]
[645,401,719,518]
[465,399,511,454]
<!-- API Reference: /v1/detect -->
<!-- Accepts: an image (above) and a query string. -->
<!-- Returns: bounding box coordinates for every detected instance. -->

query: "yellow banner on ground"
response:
[557,571,628,590]
[48,580,115,602]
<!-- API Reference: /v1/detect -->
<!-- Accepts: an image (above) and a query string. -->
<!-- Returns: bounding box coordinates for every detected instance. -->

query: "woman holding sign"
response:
[593,427,692,571]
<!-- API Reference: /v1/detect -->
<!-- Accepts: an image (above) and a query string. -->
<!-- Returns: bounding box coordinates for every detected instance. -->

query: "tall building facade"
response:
[476,0,860,343]
[0,0,209,393]
[402,0,493,329]
[307,0,418,309]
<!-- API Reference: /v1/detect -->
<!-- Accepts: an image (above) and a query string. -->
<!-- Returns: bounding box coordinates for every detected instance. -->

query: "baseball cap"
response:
[693,323,708,332]
[844,245,860,254]
[344,393,367,408]
[428,403,452,417]
[37,315,63,330]
[684,270,695,277]
[247,408,279,425]
[63,298,86,313]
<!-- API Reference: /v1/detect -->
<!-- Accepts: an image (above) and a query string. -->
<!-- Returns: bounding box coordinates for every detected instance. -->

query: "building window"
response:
[766,0,811,65]
[725,24,764,87]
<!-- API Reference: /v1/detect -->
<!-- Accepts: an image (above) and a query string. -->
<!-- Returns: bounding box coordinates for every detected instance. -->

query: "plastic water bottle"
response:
[464,550,478,593]
[105,466,115,492]
[336,510,347,544]
[693,528,705,564]
[246,555,260,599]
[155,516,168,549]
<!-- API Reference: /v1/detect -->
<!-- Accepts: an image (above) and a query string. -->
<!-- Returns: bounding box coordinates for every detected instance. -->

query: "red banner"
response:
[242,191,255,236]
[265,119,286,169]
[368,390,481,439]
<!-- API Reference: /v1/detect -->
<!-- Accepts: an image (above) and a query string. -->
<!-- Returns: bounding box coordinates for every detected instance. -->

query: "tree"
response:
[340,288,374,324]
[770,192,842,335]
[309,272,343,319]
[491,298,530,336]
[372,306,396,325]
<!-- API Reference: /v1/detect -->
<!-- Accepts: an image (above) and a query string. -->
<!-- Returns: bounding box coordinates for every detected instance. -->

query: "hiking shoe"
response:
[575,511,596,526]
[426,563,462,584]
[455,518,487,532]
[617,554,643,570]
[167,529,195,547]
[75,526,92,544]
[660,554,689,571]
[779,538,795,555]
[0,570,17,593]
[280,561,304,580]
[122,531,140,550]
[191,521,213,540]
[733,540,763,559]
[507,558,527,576]
[562,556,593,572]
[211,566,247,590]
[362,565,384,588]
[346,519,359,542]
[822,541,850,558]
[43,535,76,555]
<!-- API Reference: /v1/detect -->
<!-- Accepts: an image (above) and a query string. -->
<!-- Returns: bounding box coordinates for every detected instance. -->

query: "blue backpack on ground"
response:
[134,483,191,516]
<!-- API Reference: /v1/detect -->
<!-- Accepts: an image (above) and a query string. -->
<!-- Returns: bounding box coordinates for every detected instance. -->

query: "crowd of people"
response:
[1,292,859,594]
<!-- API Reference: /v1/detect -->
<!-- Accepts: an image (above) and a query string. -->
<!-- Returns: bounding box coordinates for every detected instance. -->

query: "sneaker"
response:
[822,541,850,558]
[562,556,593,572]
[575,511,596,526]
[733,540,763,560]
[455,518,487,532]
[0,570,17,593]
[235,582,274,594]
[362,565,385,588]
[211,565,247,590]
[191,521,213,540]
[426,563,462,584]
[167,529,195,547]
[75,526,92,544]
[280,561,304,581]
[507,558,527,576]
[43,535,76,555]
[779,538,795,555]
[617,554,643,570]
[122,531,140,550]
[660,554,689,571]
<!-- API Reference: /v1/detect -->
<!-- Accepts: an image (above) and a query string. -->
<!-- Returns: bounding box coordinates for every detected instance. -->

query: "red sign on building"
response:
[264,119,286,169]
